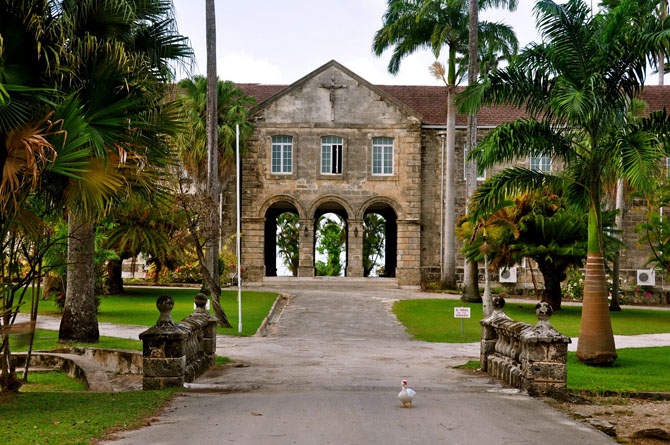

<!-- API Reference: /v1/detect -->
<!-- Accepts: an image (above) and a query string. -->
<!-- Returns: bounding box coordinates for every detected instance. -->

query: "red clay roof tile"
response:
[237,83,670,127]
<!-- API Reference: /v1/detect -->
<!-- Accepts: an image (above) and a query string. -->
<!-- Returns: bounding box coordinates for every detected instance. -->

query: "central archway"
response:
[314,203,349,277]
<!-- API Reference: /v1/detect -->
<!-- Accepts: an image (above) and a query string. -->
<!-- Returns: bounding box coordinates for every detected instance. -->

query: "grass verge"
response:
[0,387,180,445]
[38,287,281,337]
[567,347,670,393]
[393,299,670,342]
[13,330,142,352]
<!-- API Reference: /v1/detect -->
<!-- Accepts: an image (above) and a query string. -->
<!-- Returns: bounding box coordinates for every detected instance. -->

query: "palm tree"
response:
[176,77,256,189]
[49,0,192,342]
[600,0,669,311]
[462,0,518,302]
[458,200,519,314]
[102,190,188,294]
[0,0,79,389]
[600,0,669,85]
[373,0,518,290]
[204,0,220,324]
[175,76,255,326]
[458,0,670,365]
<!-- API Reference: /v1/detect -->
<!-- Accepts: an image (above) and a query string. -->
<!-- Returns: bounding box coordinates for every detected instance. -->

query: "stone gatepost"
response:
[140,295,186,390]
[479,300,571,399]
[479,297,511,371]
[190,292,217,366]
[520,302,572,398]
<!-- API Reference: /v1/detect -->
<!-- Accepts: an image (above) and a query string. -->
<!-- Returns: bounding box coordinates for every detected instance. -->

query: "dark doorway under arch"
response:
[364,206,397,278]
[264,203,299,277]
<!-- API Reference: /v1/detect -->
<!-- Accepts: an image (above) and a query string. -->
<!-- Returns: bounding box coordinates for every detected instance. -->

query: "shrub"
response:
[562,266,584,301]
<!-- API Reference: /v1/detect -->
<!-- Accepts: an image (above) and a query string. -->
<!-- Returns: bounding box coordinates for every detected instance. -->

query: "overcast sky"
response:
[171,0,553,85]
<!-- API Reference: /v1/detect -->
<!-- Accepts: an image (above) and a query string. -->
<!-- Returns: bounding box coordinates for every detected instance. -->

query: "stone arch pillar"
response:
[347,218,364,278]
[396,219,421,286]
[298,218,315,277]
[241,217,266,282]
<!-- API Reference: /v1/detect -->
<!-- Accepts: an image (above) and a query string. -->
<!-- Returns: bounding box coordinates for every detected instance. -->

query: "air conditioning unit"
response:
[499,266,518,283]
[636,269,655,286]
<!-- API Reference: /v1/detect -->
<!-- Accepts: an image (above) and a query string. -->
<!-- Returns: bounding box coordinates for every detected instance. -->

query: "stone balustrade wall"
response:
[480,298,571,398]
[140,293,217,390]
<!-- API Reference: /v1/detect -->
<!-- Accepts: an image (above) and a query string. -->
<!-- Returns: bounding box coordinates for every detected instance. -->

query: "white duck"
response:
[398,379,416,408]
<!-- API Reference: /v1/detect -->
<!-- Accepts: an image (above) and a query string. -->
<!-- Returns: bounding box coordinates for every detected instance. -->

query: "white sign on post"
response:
[454,307,471,334]
[454,307,471,319]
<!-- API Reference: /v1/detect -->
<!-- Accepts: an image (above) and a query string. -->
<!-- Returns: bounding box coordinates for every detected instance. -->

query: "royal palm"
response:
[373,0,518,290]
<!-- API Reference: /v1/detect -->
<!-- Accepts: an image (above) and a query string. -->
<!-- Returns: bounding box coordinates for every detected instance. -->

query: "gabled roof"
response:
[242,60,422,121]
[236,61,670,127]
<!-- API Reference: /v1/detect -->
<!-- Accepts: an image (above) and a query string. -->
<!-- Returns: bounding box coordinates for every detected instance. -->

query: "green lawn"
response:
[567,347,670,393]
[39,286,281,337]
[1,387,179,445]
[13,330,143,352]
[393,298,670,342]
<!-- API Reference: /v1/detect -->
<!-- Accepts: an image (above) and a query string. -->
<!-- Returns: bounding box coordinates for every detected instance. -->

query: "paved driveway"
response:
[103,279,615,444]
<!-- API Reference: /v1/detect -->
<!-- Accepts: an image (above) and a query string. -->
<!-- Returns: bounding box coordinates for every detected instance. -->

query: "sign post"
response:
[454,307,471,334]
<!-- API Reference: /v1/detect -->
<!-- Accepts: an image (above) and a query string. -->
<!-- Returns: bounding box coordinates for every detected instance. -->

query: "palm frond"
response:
[468,118,568,170]
[470,167,560,219]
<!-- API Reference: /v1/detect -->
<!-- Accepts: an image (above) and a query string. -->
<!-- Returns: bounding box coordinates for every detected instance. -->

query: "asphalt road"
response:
[102,279,616,445]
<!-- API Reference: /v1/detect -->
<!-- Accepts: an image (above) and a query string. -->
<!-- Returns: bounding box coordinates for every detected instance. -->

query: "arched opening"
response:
[364,205,397,278]
[362,213,386,277]
[314,204,348,277]
[264,202,300,277]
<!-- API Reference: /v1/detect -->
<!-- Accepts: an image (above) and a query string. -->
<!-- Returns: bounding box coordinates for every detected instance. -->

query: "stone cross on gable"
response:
[319,75,347,121]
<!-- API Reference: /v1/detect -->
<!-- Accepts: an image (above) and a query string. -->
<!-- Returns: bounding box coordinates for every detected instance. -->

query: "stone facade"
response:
[228,59,670,289]
[231,61,424,286]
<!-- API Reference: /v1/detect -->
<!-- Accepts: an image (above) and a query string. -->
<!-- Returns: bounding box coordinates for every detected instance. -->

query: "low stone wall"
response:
[480,298,571,398]
[140,293,217,390]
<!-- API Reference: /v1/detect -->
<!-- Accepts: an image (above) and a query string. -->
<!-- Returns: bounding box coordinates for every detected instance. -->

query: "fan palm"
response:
[45,0,192,342]
[458,0,670,365]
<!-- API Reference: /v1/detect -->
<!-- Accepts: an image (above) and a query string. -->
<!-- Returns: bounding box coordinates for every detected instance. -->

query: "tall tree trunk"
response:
[577,252,617,365]
[105,257,125,295]
[610,179,624,311]
[482,254,492,316]
[441,83,457,289]
[1,312,21,392]
[658,1,667,85]
[462,0,481,303]
[539,265,563,311]
[205,0,229,327]
[59,212,99,343]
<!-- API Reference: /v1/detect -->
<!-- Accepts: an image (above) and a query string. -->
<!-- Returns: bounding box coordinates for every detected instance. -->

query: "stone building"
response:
[227,60,670,288]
